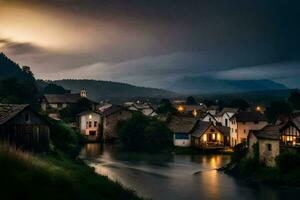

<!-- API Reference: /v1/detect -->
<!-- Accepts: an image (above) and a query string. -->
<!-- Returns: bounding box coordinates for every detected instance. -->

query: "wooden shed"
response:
[0,104,50,152]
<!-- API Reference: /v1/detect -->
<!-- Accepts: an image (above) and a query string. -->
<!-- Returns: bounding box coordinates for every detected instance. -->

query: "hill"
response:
[0,52,34,81]
[50,79,177,101]
[167,76,288,95]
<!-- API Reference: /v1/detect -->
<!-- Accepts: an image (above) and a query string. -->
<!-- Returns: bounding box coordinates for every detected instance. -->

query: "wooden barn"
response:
[0,104,50,152]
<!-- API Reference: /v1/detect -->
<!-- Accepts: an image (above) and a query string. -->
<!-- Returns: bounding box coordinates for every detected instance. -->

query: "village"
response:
[1,87,299,169]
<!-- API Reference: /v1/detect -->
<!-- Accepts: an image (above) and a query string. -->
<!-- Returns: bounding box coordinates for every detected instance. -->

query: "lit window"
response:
[203,134,207,142]
[89,114,92,119]
[212,133,215,140]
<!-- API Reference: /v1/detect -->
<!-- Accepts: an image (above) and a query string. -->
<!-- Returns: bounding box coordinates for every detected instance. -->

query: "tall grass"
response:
[0,144,143,200]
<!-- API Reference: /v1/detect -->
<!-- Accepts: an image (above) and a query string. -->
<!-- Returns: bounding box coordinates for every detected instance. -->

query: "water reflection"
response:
[80,143,300,200]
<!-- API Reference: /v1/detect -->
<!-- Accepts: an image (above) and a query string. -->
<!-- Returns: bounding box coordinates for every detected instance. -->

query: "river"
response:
[80,143,300,200]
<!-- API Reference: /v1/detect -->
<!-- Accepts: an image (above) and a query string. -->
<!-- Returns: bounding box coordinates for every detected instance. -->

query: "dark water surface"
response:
[80,144,300,200]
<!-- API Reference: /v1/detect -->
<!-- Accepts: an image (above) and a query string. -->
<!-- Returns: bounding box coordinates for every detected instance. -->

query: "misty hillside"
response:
[51,79,177,101]
[0,53,34,81]
[167,76,288,94]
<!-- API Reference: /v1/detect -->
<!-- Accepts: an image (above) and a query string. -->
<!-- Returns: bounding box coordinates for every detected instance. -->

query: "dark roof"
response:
[251,125,280,140]
[168,116,198,133]
[0,104,29,125]
[77,110,100,116]
[101,105,129,117]
[216,125,230,137]
[43,94,81,103]
[231,111,267,122]
[192,121,212,137]
[217,107,239,117]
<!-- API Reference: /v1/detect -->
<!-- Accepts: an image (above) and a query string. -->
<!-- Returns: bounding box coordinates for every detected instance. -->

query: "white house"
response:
[78,111,101,141]
[229,111,268,147]
[168,116,198,147]
[215,108,239,127]
[202,112,218,125]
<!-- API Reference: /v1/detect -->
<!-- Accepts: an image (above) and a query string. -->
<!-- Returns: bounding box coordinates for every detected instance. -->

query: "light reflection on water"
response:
[80,143,300,200]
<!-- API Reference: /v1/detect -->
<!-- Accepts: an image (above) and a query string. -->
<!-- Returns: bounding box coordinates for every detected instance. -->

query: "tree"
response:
[186,96,197,105]
[117,113,173,152]
[265,101,292,122]
[43,83,70,94]
[229,99,250,110]
[157,98,177,114]
[288,90,300,110]
[60,98,94,122]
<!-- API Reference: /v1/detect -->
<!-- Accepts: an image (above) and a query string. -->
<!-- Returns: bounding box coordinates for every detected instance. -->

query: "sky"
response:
[0,0,299,88]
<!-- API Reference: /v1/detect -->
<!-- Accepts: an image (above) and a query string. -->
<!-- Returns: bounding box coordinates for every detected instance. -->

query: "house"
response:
[40,89,91,112]
[192,121,230,149]
[248,125,280,167]
[168,116,198,147]
[202,112,218,125]
[78,111,101,142]
[101,105,132,140]
[207,105,219,115]
[215,107,239,127]
[229,111,268,147]
[0,104,50,152]
[278,115,300,147]
[175,104,207,118]
[97,101,112,112]
[124,102,158,117]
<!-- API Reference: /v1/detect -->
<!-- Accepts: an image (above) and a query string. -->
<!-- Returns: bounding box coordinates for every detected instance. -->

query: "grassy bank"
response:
[0,145,143,200]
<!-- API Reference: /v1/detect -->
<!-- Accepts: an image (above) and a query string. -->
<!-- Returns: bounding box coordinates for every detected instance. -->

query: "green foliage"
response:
[0,146,142,200]
[276,152,300,173]
[117,113,173,152]
[49,120,83,157]
[60,98,94,122]
[229,99,250,110]
[157,98,177,114]
[0,78,38,104]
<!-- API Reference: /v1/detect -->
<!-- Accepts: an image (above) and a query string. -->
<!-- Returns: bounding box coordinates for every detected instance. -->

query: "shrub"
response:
[117,113,173,152]
[49,120,83,157]
[276,152,300,173]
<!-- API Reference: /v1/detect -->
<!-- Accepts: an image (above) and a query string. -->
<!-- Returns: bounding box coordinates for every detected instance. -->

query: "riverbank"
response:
[0,145,143,200]
[222,150,300,187]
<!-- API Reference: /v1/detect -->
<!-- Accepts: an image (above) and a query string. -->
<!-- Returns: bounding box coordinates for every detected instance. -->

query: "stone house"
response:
[229,111,268,147]
[248,125,280,167]
[0,104,50,152]
[101,105,132,140]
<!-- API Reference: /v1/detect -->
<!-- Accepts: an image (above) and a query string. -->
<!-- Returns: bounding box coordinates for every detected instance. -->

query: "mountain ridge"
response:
[166,76,288,95]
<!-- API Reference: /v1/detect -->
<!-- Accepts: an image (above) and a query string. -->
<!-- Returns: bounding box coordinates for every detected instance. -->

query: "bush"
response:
[117,113,173,152]
[49,120,83,157]
[276,152,300,173]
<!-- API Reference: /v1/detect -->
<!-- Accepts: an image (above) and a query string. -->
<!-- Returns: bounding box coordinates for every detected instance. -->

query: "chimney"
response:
[80,89,87,98]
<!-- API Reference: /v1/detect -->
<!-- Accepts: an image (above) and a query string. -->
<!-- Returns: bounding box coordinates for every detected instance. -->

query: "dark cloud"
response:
[1,0,300,88]
[0,38,45,55]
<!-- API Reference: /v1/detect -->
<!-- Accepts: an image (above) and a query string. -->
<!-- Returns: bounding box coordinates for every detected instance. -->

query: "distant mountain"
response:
[51,79,177,101]
[167,76,288,94]
[0,52,34,81]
